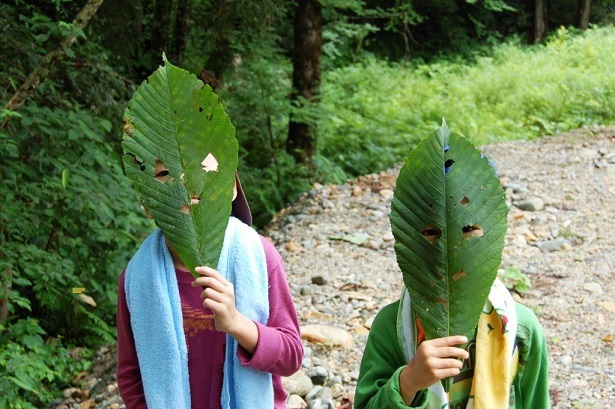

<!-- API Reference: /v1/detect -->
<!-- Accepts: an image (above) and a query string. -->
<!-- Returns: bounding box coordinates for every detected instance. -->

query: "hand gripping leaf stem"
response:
[122,56,238,276]
[390,121,508,388]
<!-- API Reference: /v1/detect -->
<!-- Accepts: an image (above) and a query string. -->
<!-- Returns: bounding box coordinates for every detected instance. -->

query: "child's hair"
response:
[232,173,252,226]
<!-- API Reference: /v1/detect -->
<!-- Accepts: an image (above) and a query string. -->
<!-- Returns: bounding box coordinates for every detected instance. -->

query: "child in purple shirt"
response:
[117,175,303,408]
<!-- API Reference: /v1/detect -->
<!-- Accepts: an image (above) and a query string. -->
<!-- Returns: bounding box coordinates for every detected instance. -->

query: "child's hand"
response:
[191,266,259,354]
[399,335,469,405]
[191,266,239,333]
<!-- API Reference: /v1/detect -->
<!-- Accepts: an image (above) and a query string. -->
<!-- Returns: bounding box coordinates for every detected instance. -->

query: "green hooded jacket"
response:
[354,300,550,409]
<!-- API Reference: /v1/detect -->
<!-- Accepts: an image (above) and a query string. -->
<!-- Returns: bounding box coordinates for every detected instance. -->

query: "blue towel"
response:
[125,216,273,408]
[125,228,191,408]
[218,217,272,409]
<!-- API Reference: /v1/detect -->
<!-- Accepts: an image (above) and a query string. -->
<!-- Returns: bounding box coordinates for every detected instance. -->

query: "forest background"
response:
[0,0,614,407]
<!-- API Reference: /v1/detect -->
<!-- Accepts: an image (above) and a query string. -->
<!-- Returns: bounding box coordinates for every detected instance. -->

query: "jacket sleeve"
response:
[515,303,551,408]
[116,271,147,409]
[354,301,431,409]
[236,237,304,376]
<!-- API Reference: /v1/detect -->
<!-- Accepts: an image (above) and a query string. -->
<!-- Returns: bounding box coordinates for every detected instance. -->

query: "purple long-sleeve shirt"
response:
[117,236,303,409]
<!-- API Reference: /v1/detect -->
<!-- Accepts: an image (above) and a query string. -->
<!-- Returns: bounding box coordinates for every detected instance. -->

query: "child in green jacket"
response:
[354,290,550,408]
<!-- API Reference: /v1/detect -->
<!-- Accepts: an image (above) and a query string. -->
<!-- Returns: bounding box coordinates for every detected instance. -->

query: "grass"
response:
[318,26,615,176]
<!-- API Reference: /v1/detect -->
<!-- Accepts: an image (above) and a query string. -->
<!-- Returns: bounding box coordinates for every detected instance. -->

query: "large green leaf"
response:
[121,56,238,275]
[390,121,508,342]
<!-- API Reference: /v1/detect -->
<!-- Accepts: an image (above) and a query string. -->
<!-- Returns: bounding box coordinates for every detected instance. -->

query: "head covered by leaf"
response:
[390,121,508,342]
[122,55,238,276]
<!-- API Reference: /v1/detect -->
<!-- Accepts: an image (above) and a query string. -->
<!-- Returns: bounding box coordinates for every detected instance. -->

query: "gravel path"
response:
[53,126,614,408]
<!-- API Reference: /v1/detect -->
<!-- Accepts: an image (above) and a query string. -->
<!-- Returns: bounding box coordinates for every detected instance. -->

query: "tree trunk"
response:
[170,0,191,65]
[151,0,173,59]
[532,0,548,44]
[287,0,323,164]
[577,0,591,30]
[0,267,10,325]
[2,0,105,114]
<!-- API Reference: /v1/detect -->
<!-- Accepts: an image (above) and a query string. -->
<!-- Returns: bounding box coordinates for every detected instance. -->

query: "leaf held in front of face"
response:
[121,55,238,276]
[390,120,508,342]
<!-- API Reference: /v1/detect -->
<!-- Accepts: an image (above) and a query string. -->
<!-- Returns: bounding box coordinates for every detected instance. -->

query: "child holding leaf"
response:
[354,124,550,409]
[116,58,303,409]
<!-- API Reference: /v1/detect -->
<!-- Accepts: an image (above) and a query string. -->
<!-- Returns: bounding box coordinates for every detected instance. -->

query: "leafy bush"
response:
[0,102,152,406]
[0,319,93,409]
[318,26,615,176]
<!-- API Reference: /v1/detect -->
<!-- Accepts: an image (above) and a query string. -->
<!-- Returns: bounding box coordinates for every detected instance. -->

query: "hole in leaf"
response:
[460,196,470,205]
[154,159,169,183]
[133,155,145,171]
[199,107,203,112]
[444,145,450,153]
[206,113,213,121]
[180,204,190,215]
[191,195,201,205]
[462,224,484,238]
[420,225,442,244]
[445,159,455,174]
[201,153,219,172]
[453,270,467,281]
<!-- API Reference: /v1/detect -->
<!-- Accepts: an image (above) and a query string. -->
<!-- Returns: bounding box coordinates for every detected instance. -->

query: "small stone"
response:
[536,238,571,252]
[306,366,329,385]
[330,383,347,399]
[287,394,307,408]
[378,189,394,199]
[79,400,95,409]
[305,385,323,402]
[382,231,394,242]
[345,291,372,301]
[283,370,314,397]
[582,282,603,294]
[300,325,354,348]
[286,241,304,253]
[597,301,615,312]
[63,388,81,399]
[311,276,327,285]
[556,355,572,366]
[321,198,334,209]
[517,198,545,211]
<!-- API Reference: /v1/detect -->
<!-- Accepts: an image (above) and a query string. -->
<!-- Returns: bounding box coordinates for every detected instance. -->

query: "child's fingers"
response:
[430,335,468,347]
[430,357,465,370]
[432,346,469,360]
[191,276,226,292]
[192,266,232,290]
[194,266,230,284]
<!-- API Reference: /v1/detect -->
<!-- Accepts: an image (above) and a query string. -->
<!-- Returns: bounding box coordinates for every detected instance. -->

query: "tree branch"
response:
[2,0,105,114]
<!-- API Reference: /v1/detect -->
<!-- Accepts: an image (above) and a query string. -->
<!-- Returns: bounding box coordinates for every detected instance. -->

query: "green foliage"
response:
[500,266,531,294]
[122,57,238,273]
[218,42,332,227]
[0,319,92,408]
[1,102,151,341]
[390,123,508,343]
[319,26,615,177]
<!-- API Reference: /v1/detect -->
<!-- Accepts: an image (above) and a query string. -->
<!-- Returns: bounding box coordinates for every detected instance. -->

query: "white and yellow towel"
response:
[397,279,518,409]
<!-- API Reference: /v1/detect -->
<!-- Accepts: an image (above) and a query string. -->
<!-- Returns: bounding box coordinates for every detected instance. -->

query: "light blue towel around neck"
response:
[125,216,273,409]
